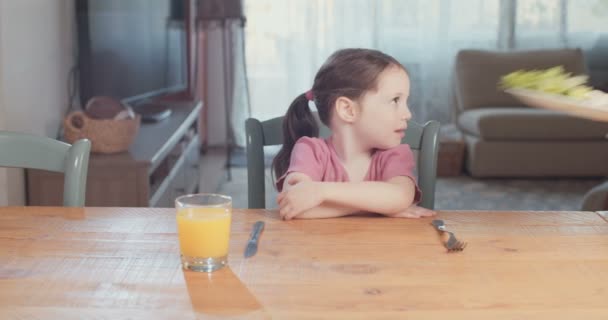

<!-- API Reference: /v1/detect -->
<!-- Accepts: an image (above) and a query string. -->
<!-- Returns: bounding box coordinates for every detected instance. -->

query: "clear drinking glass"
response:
[175,193,232,272]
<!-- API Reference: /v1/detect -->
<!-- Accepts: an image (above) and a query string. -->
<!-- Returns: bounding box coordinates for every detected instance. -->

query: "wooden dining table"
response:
[1,206,607,319]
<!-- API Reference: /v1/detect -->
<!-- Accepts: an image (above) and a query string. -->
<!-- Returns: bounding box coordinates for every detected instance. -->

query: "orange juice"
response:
[177,207,231,258]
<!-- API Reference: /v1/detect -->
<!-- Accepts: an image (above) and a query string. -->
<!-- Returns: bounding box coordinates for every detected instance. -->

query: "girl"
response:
[273,48,436,220]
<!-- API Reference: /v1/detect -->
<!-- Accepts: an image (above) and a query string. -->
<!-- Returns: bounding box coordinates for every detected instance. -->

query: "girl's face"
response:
[354,65,412,150]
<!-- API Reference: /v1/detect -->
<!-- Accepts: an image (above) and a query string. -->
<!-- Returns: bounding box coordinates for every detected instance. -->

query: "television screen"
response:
[77,0,187,106]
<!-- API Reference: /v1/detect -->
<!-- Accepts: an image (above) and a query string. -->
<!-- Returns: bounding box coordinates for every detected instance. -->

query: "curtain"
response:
[230,21,249,148]
[231,0,607,145]
[515,0,608,88]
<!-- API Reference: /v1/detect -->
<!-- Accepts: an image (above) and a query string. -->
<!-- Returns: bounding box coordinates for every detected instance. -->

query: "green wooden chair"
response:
[0,131,91,207]
[581,181,608,211]
[245,115,440,210]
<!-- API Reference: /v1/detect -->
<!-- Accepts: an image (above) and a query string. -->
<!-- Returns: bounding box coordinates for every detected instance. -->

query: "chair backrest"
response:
[580,181,608,211]
[245,115,440,210]
[0,131,91,207]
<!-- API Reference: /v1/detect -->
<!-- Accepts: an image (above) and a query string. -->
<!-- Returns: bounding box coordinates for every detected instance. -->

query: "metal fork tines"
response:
[431,219,467,252]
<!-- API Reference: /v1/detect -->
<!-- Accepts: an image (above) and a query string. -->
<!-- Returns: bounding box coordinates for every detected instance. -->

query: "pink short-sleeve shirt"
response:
[276,136,422,203]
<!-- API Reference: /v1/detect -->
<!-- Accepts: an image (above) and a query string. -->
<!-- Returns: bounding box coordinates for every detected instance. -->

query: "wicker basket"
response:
[64,111,141,154]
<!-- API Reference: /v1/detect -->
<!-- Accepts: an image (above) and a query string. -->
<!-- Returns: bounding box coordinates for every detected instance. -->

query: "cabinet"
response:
[27,100,203,207]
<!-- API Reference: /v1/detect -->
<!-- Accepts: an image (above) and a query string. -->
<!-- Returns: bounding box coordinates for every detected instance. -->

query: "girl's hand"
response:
[389,205,436,218]
[277,176,324,220]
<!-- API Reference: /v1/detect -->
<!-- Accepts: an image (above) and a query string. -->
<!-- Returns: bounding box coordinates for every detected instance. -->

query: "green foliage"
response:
[499,66,593,99]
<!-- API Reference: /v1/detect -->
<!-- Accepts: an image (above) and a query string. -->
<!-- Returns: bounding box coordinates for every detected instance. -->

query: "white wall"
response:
[0,0,75,206]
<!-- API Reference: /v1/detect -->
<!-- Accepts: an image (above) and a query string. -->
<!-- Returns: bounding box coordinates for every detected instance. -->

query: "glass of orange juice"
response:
[175,193,232,272]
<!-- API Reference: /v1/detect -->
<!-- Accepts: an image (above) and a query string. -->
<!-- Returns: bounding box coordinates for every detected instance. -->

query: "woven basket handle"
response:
[64,111,89,133]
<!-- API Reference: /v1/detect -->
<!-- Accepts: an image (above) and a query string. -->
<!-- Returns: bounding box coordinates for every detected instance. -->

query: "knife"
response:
[244,221,265,258]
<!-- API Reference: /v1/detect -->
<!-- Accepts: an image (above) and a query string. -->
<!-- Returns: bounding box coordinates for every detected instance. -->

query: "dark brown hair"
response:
[272,48,405,185]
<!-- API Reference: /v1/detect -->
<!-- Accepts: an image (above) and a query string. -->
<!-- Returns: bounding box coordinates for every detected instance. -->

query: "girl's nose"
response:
[402,106,412,121]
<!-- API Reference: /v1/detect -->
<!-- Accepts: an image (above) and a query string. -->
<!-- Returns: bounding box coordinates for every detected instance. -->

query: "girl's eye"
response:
[392,97,400,104]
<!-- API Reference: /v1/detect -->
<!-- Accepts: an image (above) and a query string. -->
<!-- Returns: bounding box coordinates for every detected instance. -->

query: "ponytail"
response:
[272,93,319,183]
[272,49,401,186]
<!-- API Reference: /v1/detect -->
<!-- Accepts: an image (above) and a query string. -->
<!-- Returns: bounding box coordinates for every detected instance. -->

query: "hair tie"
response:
[305,90,314,101]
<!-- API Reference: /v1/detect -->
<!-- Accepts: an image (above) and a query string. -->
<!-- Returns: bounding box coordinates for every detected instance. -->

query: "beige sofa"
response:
[453,48,608,177]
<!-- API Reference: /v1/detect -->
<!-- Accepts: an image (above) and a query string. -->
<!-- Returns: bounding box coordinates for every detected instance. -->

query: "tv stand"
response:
[27,100,204,207]
[131,102,172,122]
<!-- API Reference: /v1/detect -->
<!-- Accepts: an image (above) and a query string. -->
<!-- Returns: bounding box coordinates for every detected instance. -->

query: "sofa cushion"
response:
[458,108,608,141]
[454,48,587,112]
[463,134,608,177]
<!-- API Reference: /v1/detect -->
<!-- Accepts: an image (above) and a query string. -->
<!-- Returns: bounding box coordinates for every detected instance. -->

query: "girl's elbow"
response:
[388,191,415,214]
[400,198,413,212]
[403,185,417,207]
[386,199,411,215]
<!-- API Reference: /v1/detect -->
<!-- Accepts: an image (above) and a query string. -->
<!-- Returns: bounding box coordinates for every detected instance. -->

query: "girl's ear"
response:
[334,96,359,123]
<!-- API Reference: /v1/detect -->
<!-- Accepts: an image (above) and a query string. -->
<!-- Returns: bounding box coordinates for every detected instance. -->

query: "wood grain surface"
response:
[1,207,607,319]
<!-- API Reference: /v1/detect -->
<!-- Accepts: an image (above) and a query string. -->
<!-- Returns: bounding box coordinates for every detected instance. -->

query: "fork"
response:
[431,219,467,252]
